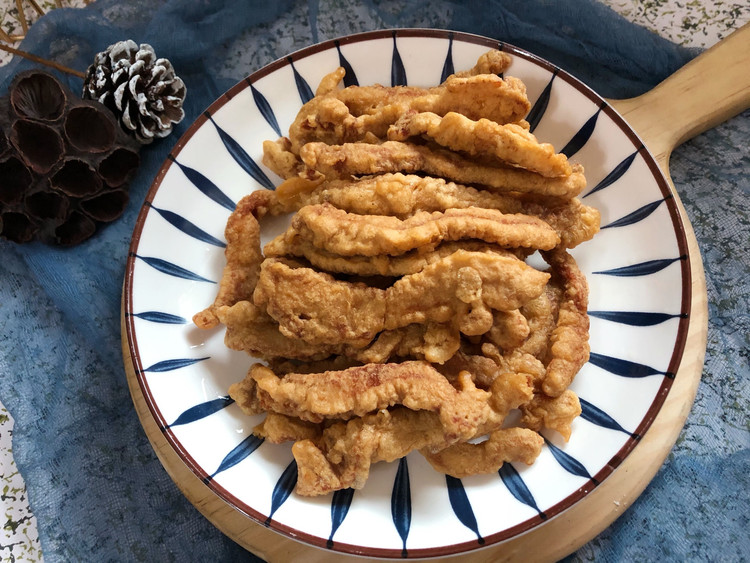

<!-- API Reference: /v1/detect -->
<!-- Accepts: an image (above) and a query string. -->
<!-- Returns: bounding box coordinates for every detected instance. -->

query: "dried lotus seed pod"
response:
[10,70,67,122]
[0,70,141,246]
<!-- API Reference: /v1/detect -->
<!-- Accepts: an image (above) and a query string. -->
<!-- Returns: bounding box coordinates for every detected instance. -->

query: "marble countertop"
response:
[1,1,747,561]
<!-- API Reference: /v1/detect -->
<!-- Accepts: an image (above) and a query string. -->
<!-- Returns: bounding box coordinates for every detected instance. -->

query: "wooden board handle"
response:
[609,22,750,162]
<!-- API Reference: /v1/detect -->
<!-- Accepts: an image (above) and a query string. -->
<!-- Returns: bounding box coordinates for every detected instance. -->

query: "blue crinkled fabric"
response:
[1,0,747,561]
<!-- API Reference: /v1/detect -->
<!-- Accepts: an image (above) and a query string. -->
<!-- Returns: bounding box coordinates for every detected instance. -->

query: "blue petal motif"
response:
[446,475,484,544]
[129,311,187,324]
[288,57,314,103]
[327,488,355,548]
[134,254,215,283]
[588,310,686,326]
[250,83,282,137]
[205,113,275,190]
[391,32,407,86]
[391,457,412,557]
[584,150,639,197]
[148,204,225,247]
[593,256,685,277]
[561,103,604,158]
[167,396,234,428]
[602,200,663,229]
[579,397,638,438]
[527,69,557,133]
[335,40,358,87]
[588,352,670,379]
[169,156,235,211]
[498,463,546,519]
[544,438,597,483]
[204,434,264,483]
[440,33,455,83]
[265,460,298,525]
[142,357,209,373]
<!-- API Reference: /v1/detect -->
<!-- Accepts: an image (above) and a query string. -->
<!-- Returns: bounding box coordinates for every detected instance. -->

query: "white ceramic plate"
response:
[123,29,691,559]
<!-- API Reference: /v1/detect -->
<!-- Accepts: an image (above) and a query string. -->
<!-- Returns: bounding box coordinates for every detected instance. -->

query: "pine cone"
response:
[0,70,140,245]
[82,40,186,145]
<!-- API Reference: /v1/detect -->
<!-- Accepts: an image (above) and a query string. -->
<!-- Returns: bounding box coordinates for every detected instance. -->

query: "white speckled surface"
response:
[0,1,746,561]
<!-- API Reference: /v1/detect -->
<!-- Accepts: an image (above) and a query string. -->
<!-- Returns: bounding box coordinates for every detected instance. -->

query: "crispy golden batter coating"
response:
[267,203,560,258]
[540,249,591,397]
[299,141,586,199]
[388,111,572,178]
[195,50,597,496]
[422,427,544,477]
[253,251,549,346]
[520,389,582,441]
[193,190,276,329]
[273,173,599,249]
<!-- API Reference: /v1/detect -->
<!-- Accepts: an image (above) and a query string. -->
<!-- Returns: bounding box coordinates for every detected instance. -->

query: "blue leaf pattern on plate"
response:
[327,488,355,548]
[588,352,670,378]
[250,84,282,137]
[169,156,236,211]
[579,397,638,438]
[206,113,275,190]
[602,200,663,229]
[129,311,187,324]
[167,396,234,428]
[134,255,215,283]
[498,464,546,519]
[391,32,407,86]
[149,205,225,247]
[335,40,358,87]
[446,475,484,544]
[527,69,557,133]
[561,104,604,158]
[544,438,596,483]
[588,310,686,326]
[440,34,454,83]
[584,150,639,198]
[391,457,411,556]
[288,57,314,103]
[594,256,685,277]
[265,460,297,525]
[204,434,264,483]
[142,357,209,373]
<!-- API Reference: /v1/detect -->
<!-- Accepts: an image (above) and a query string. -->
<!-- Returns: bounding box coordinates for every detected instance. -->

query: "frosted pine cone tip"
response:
[82,40,186,145]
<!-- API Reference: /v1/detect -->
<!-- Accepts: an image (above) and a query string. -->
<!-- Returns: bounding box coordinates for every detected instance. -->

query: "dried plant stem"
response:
[0,43,85,78]
[15,0,29,33]
[28,0,46,17]
[0,28,13,43]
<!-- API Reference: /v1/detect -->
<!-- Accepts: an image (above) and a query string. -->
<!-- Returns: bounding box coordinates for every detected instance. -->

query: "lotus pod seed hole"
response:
[51,158,102,197]
[81,189,128,222]
[26,190,70,221]
[0,157,32,204]
[65,106,116,153]
[98,148,139,187]
[11,72,66,121]
[1,211,38,243]
[11,120,64,174]
[55,210,95,246]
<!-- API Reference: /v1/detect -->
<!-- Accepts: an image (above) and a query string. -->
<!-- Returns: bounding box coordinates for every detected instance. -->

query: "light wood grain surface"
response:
[121,23,749,563]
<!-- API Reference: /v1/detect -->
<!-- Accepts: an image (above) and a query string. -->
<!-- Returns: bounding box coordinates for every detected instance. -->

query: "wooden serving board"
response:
[121,24,750,562]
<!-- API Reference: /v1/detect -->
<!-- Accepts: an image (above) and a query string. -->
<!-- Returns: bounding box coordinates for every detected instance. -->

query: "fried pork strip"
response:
[265,203,560,258]
[299,141,586,199]
[249,362,491,432]
[272,173,600,249]
[520,389,581,441]
[421,427,544,477]
[265,238,517,277]
[540,249,590,397]
[388,111,572,178]
[292,371,534,495]
[253,251,550,346]
[192,190,276,329]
